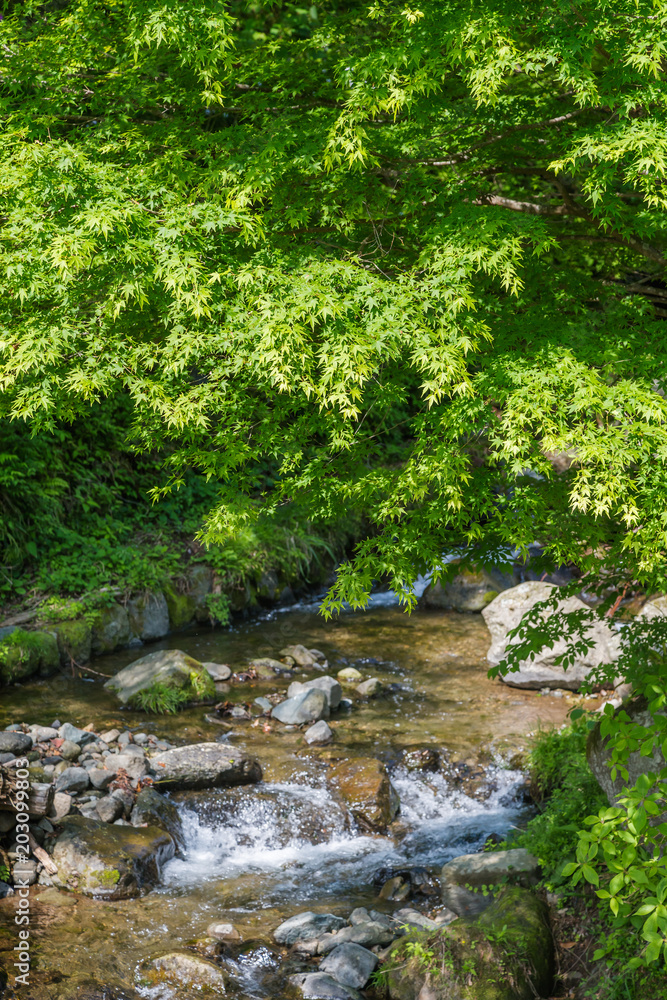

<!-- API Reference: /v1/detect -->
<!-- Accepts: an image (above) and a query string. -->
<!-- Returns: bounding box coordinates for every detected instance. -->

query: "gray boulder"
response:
[50,815,174,898]
[274,912,346,945]
[482,581,620,689]
[88,767,116,791]
[318,921,394,954]
[55,767,90,794]
[104,648,212,705]
[588,696,667,805]
[127,591,170,641]
[58,723,96,746]
[441,848,540,918]
[288,676,342,710]
[149,742,262,790]
[202,661,232,681]
[95,796,124,823]
[290,973,362,1000]
[319,943,378,989]
[272,689,329,725]
[421,564,509,612]
[304,720,333,745]
[280,644,318,666]
[91,603,131,655]
[0,732,32,755]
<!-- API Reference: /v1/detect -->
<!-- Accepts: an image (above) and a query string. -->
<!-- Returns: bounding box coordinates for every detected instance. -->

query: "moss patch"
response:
[54,618,92,665]
[0,628,59,683]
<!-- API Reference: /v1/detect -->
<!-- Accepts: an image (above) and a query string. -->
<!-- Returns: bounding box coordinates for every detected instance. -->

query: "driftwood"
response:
[0,767,54,817]
[28,831,58,875]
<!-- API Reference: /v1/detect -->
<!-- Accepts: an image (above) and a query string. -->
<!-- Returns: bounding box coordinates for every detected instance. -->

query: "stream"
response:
[0,594,576,1000]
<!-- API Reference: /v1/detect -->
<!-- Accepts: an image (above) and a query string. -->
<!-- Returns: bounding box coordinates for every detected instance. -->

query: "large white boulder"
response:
[482,581,620,690]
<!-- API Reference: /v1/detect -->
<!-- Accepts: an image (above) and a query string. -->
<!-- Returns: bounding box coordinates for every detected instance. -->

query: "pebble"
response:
[118,731,132,746]
[99,729,121,744]
[206,921,241,942]
[60,739,82,761]
[337,668,363,684]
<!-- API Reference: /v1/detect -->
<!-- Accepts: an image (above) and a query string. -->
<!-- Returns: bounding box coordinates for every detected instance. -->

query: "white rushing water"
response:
[161,763,528,906]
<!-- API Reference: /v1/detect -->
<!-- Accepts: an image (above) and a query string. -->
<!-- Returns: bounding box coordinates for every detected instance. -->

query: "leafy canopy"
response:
[1,0,667,603]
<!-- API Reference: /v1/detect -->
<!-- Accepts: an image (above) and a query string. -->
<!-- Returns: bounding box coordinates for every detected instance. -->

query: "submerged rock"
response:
[304,720,333,745]
[328,758,399,832]
[355,677,382,697]
[50,815,175,899]
[104,648,214,706]
[319,942,378,989]
[271,689,329,725]
[384,886,554,1000]
[274,911,346,946]
[150,952,227,989]
[482,581,620,690]
[337,668,363,684]
[149,742,262,790]
[288,676,342,710]
[440,848,540,919]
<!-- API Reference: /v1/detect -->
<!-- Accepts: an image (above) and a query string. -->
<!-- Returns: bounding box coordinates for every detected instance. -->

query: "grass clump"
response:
[128,683,191,715]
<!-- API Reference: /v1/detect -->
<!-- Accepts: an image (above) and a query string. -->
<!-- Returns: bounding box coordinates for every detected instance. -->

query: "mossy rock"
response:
[90,602,131,655]
[105,648,216,711]
[384,887,554,1000]
[54,619,92,666]
[164,584,197,630]
[0,628,59,684]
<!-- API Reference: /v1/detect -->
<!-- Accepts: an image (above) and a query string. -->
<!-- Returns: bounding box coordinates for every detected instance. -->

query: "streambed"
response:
[0,596,577,999]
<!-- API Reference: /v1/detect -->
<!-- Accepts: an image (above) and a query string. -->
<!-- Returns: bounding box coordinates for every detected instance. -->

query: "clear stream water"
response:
[0,595,577,1000]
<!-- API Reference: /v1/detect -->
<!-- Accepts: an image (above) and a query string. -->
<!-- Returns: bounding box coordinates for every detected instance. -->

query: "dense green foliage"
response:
[1,0,667,608]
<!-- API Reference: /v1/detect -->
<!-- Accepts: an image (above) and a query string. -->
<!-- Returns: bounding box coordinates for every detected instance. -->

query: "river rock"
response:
[149,742,262,790]
[337,667,363,684]
[304,720,333,745]
[250,657,290,677]
[207,921,241,942]
[0,629,59,684]
[151,952,227,989]
[319,943,378,989]
[421,564,508,613]
[319,921,394,954]
[482,581,621,690]
[274,912,346,945]
[131,786,185,851]
[59,739,81,761]
[0,731,32,755]
[280,644,317,666]
[203,661,232,681]
[95,795,124,823]
[88,767,116,791]
[107,751,148,781]
[91,603,131,655]
[58,722,96,746]
[55,767,90,794]
[49,792,72,821]
[272,689,329,725]
[29,725,58,743]
[327,758,399,831]
[393,908,439,932]
[104,649,212,705]
[384,886,553,1000]
[290,973,362,1000]
[288,676,342,710]
[127,590,170,641]
[50,815,175,899]
[440,848,540,918]
[355,677,382,697]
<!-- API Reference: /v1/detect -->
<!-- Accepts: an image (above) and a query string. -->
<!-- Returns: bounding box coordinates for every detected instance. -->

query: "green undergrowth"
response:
[503,719,667,998]
[127,670,216,714]
[0,397,359,615]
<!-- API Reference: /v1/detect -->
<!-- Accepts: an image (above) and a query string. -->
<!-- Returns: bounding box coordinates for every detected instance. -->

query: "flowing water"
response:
[0,595,579,999]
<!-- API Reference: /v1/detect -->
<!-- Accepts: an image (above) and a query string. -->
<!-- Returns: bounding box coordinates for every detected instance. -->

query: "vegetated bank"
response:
[0,399,359,687]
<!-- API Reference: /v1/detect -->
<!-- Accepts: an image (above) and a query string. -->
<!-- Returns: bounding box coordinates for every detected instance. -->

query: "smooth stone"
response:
[349,907,371,926]
[393,908,438,932]
[274,911,346,945]
[318,922,394,954]
[0,753,15,765]
[319,943,378,989]
[107,752,148,781]
[271,689,329,725]
[127,590,170,642]
[288,676,342,710]
[151,952,227,989]
[29,726,59,742]
[203,661,232,681]
[279,644,317,666]
[304,720,333,745]
[99,729,121,744]
[249,657,289,675]
[253,696,273,713]
[207,921,241,942]
[355,677,382,697]
[149,742,262,790]
[440,848,540,918]
[51,815,174,899]
[58,723,96,746]
[104,649,211,705]
[55,767,90,794]
[337,668,363,684]
[0,881,14,898]
[289,973,362,1000]
[12,859,38,886]
[0,732,32,755]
